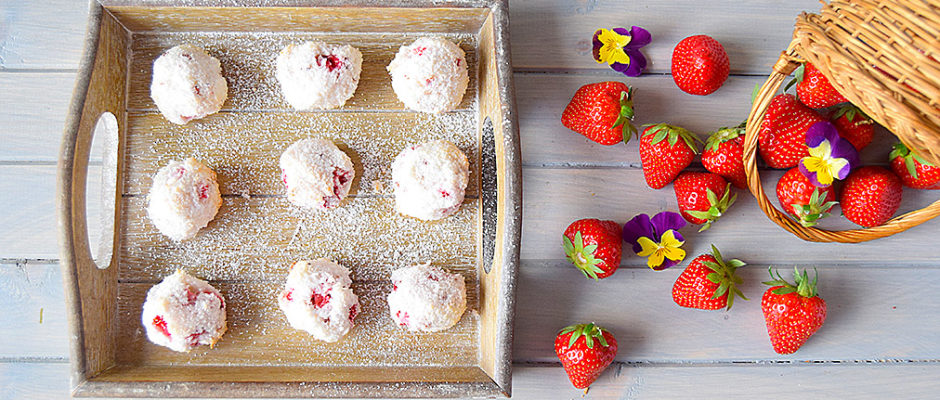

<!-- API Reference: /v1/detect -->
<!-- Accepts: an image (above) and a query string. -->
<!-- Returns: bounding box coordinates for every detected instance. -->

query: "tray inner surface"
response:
[113,29,484,372]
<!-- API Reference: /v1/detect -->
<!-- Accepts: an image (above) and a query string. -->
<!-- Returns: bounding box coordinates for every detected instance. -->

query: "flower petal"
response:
[654,258,679,271]
[662,246,686,263]
[622,51,646,77]
[650,211,687,237]
[807,139,832,159]
[806,121,833,148]
[660,229,684,248]
[636,236,659,257]
[623,214,656,254]
[800,158,828,188]
[627,26,651,48]
[646,249,665,269]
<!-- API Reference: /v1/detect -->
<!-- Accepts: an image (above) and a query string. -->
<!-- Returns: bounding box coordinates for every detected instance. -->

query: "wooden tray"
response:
[57,0,521,397]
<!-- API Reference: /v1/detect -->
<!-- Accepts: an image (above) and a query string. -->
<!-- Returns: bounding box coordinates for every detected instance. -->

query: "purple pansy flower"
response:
[799,121,860,187]
[592,26,651,77]
[622,211,687,270]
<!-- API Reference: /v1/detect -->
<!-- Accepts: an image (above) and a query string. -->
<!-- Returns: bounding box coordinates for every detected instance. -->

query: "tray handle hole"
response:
[85,111,119,270]
[481,117,497,274]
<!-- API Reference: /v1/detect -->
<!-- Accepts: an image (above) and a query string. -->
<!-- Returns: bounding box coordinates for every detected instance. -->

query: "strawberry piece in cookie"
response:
[279,138,356,210]
[276,41,362,110]
[387,37,469,113]
[141,270,227,352]
[147,158,222,241]
[150,44,227,125]
[387,263,467,332]
[391,140,469,220]
[277,259,360,343]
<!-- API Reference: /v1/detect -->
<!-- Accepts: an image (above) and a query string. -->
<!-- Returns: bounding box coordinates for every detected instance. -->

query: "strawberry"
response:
[561,82,637,145]
[671,35,729,95]
[639,123,700,189]
[672,245,747,310]
[554,323,618,390]
[841,166,903,227]
[702,124,747,189]
[758,94,826,169]
[761,267,827,354]
[890,142,940,190]
[793,62,847,108]
[829,105,874,151]
[563,219,623,280]
[673,172,736,231]
[775,167,838,227]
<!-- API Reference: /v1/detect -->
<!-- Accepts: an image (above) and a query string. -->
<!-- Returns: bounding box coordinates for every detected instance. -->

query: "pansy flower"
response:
[799,121,860,187]
[592,26,651,77]
[622,211,687,270]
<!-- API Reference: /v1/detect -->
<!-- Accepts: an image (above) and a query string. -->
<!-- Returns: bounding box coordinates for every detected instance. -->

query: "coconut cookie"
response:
[150,44,228,124]
[275,41,363,110]
[147,158,222,241]
[277,259,360,342]
[279,138,355,209]
[388,263,467,332]
[387,37,469,113]
[391,140,469,220]
[141,270,227,353]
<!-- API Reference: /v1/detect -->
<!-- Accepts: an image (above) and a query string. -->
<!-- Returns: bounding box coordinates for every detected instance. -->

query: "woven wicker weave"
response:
[743,0,940,243]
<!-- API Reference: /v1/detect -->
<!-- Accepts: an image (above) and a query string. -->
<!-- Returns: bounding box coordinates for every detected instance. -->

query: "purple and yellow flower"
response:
[622,211,687,270]
[799,121,860,187]
[592,26,651,77]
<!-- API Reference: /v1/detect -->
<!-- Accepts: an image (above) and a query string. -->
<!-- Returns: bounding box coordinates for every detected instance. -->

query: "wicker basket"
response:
[743,0,940,243]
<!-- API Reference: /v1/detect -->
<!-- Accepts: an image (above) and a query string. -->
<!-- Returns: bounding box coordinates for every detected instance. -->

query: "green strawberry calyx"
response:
[701,244,748,310]
[685,182,737,232]
[890,141,935,180]
[642,123,701,154]
[704,122,746,152]
[763,267,819,298]
[613,87,639,145]
[792,188,838,228]
[563,231,606,280]
[783,63,805,94]
[559,322,611,349]
[831,104,872,125]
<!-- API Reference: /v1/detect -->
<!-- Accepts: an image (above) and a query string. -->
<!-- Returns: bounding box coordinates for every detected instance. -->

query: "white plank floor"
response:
[2,0,939,399]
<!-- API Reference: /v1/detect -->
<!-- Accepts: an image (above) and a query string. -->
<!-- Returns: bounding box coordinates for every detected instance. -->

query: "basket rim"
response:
[742,45,940,243]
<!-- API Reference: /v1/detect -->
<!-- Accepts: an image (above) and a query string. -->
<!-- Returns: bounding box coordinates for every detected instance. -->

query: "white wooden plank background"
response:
[2,0,940,399]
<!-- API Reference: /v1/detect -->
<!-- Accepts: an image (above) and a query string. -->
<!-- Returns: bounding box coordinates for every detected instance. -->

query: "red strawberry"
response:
[563,219,623,280]
[554,323,618,389]
[702,124,747,189]
[671,35,730,95]
[775,167,838,227]
[840,166,903,227]
[761,267,827,354]
[561,82,637,145]
[794,62,847,108]
[672,245,747,310]
[639,123,700,189]
[673,172,736,231]
[758,94,826,169]
[829,105,874,151]
[890,142,940,190]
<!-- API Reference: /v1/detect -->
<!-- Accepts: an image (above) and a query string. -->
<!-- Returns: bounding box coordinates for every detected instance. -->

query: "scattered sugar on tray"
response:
[133,32,478,112]
[120,30,485,368]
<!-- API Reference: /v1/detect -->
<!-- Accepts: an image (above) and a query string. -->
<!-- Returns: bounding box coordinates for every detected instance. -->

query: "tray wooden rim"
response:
[57,0,521,397]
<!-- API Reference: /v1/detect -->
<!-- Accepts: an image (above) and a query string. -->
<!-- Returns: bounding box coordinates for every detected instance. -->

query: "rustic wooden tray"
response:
[57,0,520,397]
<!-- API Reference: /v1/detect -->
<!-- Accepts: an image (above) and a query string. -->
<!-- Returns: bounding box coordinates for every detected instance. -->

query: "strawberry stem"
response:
[614,88,638,144]
[763,267,819,298]
[702,244,748,310]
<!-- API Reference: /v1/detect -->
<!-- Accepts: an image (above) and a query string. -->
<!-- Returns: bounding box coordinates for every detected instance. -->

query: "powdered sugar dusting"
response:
[116,27,486,370]
[129,32,478,112]
[124,111,480,198]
